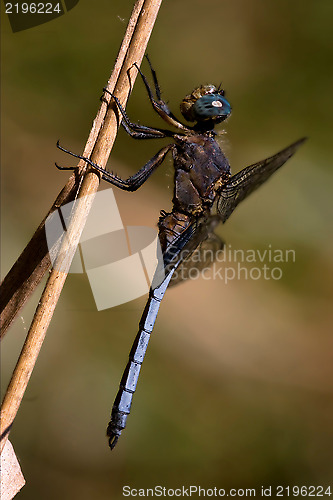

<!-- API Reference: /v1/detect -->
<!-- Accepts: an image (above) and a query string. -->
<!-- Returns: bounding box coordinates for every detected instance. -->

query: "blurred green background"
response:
[1,0,333,498]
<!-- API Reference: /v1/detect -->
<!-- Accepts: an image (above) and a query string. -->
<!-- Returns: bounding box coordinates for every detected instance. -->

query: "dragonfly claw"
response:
[108,434,119,451]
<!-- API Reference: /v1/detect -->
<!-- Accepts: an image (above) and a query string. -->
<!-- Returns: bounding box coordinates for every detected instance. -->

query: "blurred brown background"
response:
[1,0,332,498]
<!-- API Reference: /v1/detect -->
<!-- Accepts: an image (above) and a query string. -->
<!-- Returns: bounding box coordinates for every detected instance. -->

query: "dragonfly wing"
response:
[154,214,222,288]
[217,138,306,224]
[169,231,224,287]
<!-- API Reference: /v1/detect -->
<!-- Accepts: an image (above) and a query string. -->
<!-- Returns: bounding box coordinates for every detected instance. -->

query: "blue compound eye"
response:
[192,94,231,122]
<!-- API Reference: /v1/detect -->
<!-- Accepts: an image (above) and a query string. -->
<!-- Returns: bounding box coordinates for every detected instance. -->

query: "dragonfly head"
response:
[180,84,231,125]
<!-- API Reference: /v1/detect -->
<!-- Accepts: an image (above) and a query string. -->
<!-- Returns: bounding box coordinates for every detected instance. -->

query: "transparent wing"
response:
[154,214,222,288]
[169,232,224,287]
[217,138,306,223]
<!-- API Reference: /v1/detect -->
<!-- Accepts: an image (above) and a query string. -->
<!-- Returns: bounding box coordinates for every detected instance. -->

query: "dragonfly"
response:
[56,56,305,450]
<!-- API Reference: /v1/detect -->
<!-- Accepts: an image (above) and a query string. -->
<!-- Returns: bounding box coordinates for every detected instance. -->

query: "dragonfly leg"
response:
[103,89,176,140]
[56,141,173,191]
[54,163,76,171]
[133,56,191,132]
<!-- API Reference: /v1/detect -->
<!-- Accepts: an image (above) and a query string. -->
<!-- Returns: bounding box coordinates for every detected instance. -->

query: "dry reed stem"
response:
[0,0,149,337]
[0,0,163,454]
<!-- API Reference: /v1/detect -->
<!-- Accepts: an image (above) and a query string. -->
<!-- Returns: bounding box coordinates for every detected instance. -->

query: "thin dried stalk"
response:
[0,0,163,454]
[0,176,79,338]
[0,0,148,338]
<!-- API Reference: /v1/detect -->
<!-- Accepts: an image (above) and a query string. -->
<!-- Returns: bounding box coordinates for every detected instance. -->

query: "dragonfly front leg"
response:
[56,141,174,191]
[134,56,190,132]
[103,90,175,140]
